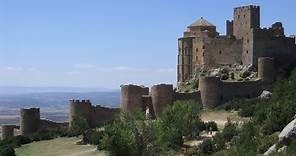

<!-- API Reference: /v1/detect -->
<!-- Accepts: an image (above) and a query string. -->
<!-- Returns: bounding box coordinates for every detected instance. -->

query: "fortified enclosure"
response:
[120,5,296,113]
[177,5,296,82]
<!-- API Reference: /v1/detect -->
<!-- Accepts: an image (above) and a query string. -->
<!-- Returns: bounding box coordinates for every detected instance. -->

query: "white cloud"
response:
[156,68,175,72]
[74,63,95,69]
[0,65,177,88]
[114,66,130,70]
[66,71,81,75]
[4,66,23,71]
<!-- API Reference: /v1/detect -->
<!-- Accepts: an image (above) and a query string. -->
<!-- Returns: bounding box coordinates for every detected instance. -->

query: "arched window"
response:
[219,50,222,54]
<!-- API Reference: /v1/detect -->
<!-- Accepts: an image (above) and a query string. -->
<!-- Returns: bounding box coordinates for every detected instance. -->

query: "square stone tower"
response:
[233,5,260,65]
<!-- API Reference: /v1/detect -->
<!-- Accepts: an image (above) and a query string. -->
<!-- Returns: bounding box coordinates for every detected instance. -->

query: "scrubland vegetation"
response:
[3,69,296,156]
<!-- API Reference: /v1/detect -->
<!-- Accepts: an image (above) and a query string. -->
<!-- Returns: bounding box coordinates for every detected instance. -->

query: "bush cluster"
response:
[82,100,204,156]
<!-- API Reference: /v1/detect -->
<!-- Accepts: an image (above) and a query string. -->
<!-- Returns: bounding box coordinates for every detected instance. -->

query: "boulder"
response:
[264,144,277,156]
[259,90,272,99]
[277,145,287,153]
[278,118,296,145]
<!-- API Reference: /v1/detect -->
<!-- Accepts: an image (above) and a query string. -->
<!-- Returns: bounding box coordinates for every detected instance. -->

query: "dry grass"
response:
[15,137,107,156]
[201,110,249,130]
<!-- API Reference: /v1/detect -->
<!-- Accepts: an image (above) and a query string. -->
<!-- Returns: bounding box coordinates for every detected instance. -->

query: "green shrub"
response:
[240,71,250,78]
[0,145,16,156]
[221,73,229,80]
[12,136,31,147]
[156,100,202,148]
[99,109,161,156]
[99,120,137,156]
[213,132,226,151]
[222,119,237,142]
[258,134,278,154]
[205,121,218,131]
[195,139,215,155]
[69,115,90,136]
[82,129,103,145]
[29,131,55,141]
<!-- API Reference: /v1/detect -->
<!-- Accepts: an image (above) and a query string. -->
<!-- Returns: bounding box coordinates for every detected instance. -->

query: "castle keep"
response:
[178,5,296,82]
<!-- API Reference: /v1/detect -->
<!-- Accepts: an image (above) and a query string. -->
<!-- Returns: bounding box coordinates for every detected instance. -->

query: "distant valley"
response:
[0,87,120,125]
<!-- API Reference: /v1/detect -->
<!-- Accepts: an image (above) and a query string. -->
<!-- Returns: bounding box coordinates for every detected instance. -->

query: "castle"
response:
[120,5,296,112]
[2,5,296,141]
[177,5,296,82]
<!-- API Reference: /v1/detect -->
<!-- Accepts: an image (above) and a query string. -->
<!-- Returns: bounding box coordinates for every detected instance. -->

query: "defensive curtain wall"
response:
[69,99,119,129]
[1,108,68,140]
[1,99,119,140]
[121,57,274,113]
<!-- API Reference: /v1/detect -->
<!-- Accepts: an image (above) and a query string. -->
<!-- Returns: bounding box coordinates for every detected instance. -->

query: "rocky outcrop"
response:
[264,144,276,156]
[278,118,296,145]
[264,117,296,155]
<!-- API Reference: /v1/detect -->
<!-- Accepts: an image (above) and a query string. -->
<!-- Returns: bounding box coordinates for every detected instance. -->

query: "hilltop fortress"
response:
[2,5,296,140]
[178,5,296,82]
[121,5,296,112]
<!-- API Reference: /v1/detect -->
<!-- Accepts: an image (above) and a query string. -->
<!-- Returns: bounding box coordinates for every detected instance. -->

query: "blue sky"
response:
[0,0,295,89]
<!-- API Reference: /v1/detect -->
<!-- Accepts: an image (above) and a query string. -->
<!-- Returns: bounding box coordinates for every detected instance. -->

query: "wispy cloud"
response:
[74,63,95,69]
[72,64,175,73]
[4,66,23,71]
[1,66,41,72]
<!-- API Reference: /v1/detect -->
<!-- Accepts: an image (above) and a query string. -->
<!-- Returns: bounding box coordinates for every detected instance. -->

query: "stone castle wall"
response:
[221,80,262,101]
[258,57,275,83]
[39,119,68,132]
[90,105,119,127]
[177,5,296,83]
[195,37,243,69]
[199,76,222,108]
[121,84,201,116]
[20,108,40,135]
[253,29,296,71]
[1,125,17,140]
[199,77,263,108]
[151,84,174,116]
[120,85,149,110]
[69,100,92,126]
[178,37,194,82]
[69,100,119,128]
[174,91,201,102]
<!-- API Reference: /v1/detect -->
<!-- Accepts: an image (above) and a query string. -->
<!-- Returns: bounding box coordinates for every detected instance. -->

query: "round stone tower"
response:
[151,84,174,116]
[69,99,92,128]
[258,57,275,84]
[120,85,149,111]
[1,125,15,140]
[199,76,222,108]
[20,108,40,135]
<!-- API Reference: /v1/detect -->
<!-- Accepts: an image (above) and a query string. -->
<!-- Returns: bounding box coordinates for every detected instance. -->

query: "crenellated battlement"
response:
[69,99,119,128]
